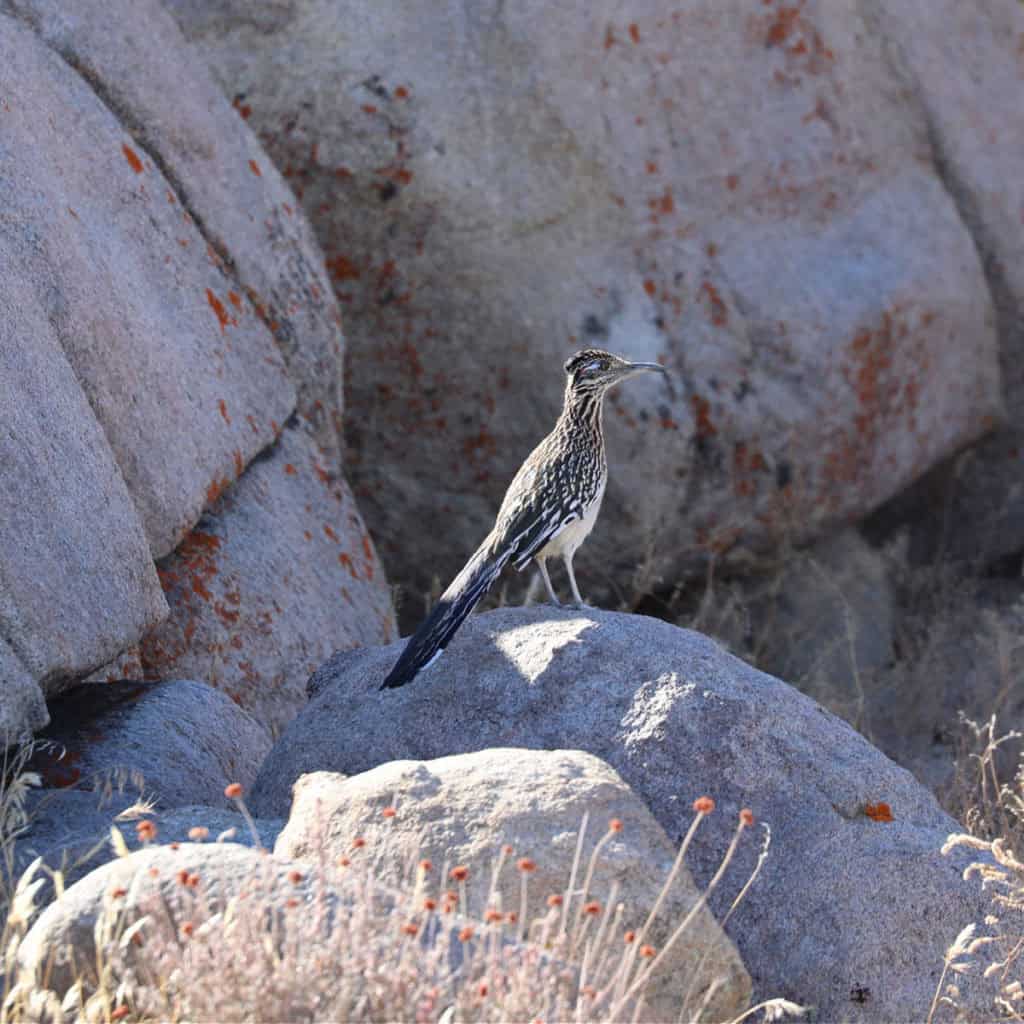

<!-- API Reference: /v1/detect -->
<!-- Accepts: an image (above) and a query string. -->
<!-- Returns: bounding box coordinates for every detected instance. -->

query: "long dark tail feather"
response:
[381,537,511,689]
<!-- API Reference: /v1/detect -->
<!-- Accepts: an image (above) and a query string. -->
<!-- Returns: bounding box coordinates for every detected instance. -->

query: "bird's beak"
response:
[621,361,670,380]
[622,360,671,376]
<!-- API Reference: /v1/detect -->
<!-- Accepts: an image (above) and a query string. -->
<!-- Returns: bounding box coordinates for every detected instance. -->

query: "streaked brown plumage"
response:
[381,348,668,689]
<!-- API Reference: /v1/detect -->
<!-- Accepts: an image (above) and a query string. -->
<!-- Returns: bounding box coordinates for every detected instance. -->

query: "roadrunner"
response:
[381,349,668,689]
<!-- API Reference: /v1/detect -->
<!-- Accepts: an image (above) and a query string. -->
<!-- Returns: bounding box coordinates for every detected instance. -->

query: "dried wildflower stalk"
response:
[0,791,805,1024]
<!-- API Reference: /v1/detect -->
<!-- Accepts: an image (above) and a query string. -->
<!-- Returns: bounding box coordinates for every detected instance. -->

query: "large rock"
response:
[139,426,396,734]
[6,0,347,461]
[276,751,750,1022]
[0,262,167,729]
[252,606,994,1021]
[0,6,296,561]
[170,0,1003,609]
[862,0,1024,568]
[0,0,395,723]
[16,843,309,1000]
[31,680,270,808]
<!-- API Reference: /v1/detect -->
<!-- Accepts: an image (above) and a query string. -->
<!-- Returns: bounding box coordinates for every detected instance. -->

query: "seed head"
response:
[419,859,433,872]
[506,911,518,924]
[692,796,715,814]
[740,808,755,826]
[381,806,397,818]
[188,826,209,841]
[450,865,469,882]
[186,873,200,888]
[135,819,157,841]
[609,818,624,833]
[639,944,657,958]
[485,908,503,923]
[110,887,127,899]
[547,893,564,907]
[517,857,537,873]
[337,856,351,868]
[352,837,366,849]
[502,844,514,855]
[181,921,195,937]
[423,897,437,911]
[458,925,475,942]
[478,982,488,997]
[402,922,419,936]
[624,930,636,944]
[176,869,190,886]
[583,900,602,916]
[111,1007,129,1021]
[224,782,243,800]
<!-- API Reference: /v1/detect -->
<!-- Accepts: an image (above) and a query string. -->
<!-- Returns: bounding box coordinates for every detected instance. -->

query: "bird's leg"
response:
[535,558,562,607]
[564,554,590,609]
[523,569,545,605]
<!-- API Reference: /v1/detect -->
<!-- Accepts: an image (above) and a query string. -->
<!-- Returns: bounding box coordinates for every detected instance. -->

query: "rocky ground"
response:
[2,0,1023,1021]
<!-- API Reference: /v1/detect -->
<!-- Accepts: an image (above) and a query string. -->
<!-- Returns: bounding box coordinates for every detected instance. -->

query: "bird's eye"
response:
[582,360,602,375]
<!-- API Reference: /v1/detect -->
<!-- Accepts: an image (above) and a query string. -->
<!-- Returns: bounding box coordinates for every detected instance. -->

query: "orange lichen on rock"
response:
[766,5,801,46]
[206,289,232,332]
[701,281,728,326]
[692,394,717,438]
[122,143,144,173]
[864,802,893,822]
[326,254,361,281]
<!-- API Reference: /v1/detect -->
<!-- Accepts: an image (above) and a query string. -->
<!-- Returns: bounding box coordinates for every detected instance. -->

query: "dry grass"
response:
[0,780,804,1024]
[932,717,1024,1022]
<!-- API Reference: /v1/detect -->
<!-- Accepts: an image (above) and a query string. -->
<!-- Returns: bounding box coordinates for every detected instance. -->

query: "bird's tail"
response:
[380,533,512,689]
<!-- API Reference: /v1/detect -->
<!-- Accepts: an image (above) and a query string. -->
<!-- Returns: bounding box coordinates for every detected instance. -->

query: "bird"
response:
[381,348,669,690]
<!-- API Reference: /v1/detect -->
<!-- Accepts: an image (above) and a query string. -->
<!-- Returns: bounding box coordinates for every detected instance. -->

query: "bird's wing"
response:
[489,441,585,570]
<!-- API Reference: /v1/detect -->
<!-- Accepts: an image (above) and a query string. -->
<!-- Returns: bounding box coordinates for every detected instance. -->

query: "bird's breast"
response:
[538,475,607,560]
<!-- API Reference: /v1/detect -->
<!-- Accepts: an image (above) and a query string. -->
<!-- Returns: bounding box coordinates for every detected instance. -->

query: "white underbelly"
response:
[538,483,605,561]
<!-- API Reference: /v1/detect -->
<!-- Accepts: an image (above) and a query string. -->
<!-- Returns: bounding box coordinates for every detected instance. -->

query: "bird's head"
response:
[563,348,668,396]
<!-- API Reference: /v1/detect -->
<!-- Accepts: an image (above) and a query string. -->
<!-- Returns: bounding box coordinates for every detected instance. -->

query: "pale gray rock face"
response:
[16,843,307,999]
[862,0,1024,568]
[276,752,750,1022]
[251,607,994,1021]
[139,426,397,735]
[0,8,296,562]
[0,0,395,726]
[33,680,270,809]
[0,643,48,744]
[0,258,167,726]
[169,0,1003,607]
[5,0,347,462]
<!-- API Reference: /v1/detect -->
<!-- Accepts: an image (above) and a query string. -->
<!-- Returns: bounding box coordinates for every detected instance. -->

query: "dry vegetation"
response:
[0,773,803,1024]
[929,717,1024,1022]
